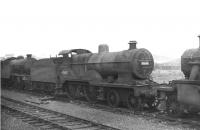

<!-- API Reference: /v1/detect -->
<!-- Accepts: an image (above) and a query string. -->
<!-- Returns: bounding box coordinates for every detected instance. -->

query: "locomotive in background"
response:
[1,54,36,89]
[1,41,156,110]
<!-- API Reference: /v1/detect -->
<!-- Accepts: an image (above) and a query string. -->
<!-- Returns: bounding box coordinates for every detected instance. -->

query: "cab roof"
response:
[58,49,91,55]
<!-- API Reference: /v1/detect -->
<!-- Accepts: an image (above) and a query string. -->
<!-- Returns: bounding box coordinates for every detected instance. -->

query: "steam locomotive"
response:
[1,41,157,110]
[56,41,156,109]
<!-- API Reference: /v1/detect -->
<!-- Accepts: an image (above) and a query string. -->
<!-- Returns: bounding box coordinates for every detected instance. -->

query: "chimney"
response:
[198,35,200,49]
[128,41,137,50]
[26,54,32,59]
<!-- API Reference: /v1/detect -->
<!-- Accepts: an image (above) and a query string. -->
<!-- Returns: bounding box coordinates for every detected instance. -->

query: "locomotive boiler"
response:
[56,41,156,109]
[87,41,154,81]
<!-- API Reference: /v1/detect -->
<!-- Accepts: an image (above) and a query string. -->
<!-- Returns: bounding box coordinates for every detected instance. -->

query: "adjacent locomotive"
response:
[157,36,200,114]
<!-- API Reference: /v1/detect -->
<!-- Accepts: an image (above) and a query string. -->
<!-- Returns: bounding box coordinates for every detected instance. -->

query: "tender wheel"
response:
[65,84,77,99]
[106,89,120,107]
[126,93,139,110]
[84,85,98,103]
[14,78,23,90]
[12,77,20,89]
[21,81,25,90]
[75,85,84,98]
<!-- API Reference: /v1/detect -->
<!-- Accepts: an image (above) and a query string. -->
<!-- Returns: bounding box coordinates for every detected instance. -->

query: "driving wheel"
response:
[126,93,139,110]
[106,89,120,107]
[84,85,98,103]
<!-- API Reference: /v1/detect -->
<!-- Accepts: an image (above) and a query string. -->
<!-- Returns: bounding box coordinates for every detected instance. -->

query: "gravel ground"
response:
[1,109,41,130]
[1,89,196,130]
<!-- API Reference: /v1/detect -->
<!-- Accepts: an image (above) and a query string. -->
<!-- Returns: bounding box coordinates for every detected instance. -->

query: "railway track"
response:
[54,96,200,129]
[1,96,120,130]
[2,89,200,129]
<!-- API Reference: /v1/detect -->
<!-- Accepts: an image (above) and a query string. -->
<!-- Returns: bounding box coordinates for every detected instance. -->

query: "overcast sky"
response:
[0,0,200,59]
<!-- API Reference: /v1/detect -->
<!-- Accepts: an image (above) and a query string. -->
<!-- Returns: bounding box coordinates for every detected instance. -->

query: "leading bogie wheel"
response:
[106,89,120,107]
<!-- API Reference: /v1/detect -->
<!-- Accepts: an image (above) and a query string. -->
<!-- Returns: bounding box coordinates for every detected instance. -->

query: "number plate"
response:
[141,61,149,65]
[61,70,69,75]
